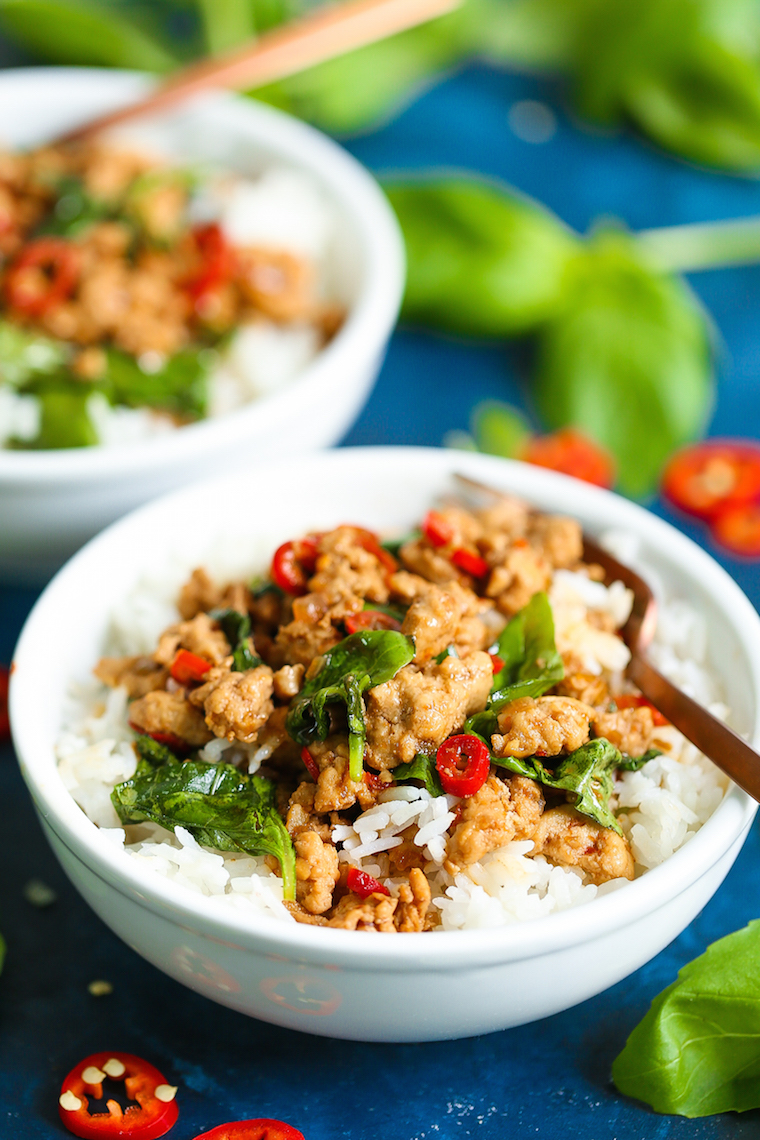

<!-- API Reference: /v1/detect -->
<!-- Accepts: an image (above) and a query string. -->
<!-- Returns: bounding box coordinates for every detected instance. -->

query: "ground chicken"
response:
[527,514,583,569]
[556,670,610,710]
[283,902,328,926]
[286,782,331,841]
[399,537,461,586]
[294,831,340,915]
[492,696,594,759]
[327,891,398,931]
[392,571,489,663]
[594,706,654,758]
[394,868,432,932]
[485,543,552,615]
[308,525,390,609]
[128,689,212,747]
[273,663,305,700]
[275,592,342,668]
[154,613,229,668]
[310,753,380,813]
[178,569,252,622]
[446,775,545,868]
[190,664,274,742]
[363,650,493,769]
[94,655,167,699]
[531,805,635,884]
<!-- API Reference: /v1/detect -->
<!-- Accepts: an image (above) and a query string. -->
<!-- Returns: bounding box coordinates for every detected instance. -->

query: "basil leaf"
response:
[394,753,444,797]
[534,230,713,498]
[0,321,69,388]
[209,607,262,671]
[434,645,458,664]
[36,175,112,237]
[618,746,662,771]
[135,735,181,769]
[0,0,176,71]
[286,630,415,780]
[386,178,578,338]
[466,591,563,739]
[101,347,211,420]
[362,600,408,624]
[491,738,624,834]
[112,760,296,900]
[16,385,98,450]
[612,920,760,1116]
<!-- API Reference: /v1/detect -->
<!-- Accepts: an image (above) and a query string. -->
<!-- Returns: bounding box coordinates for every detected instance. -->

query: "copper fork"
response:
[455,472,760,803]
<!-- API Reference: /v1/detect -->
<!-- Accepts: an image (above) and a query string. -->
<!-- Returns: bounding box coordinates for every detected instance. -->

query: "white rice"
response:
[55,532,729,930]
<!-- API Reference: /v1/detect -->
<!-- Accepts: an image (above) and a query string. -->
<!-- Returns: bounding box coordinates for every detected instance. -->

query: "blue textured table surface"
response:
[2,59,760,1139]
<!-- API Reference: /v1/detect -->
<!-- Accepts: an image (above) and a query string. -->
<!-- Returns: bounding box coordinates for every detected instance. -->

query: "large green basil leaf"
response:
[112,759,296,900]
[0,0,176,70]
[386,178,578,338]
[534,230,713,498]
[570,0,760,172]
[286,630,414,780]
[612,920,760,1115]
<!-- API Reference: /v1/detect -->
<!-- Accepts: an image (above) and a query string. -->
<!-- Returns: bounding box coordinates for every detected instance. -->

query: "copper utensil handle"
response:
[629,654,760,802]
[59,0,462,144]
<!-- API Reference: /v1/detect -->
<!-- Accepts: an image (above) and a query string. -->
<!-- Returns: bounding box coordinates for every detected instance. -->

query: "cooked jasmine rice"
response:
[55,524,728,931]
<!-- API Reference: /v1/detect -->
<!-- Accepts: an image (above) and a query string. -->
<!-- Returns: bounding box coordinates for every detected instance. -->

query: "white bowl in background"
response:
[0,68,404,583]
[10,447,760,1041]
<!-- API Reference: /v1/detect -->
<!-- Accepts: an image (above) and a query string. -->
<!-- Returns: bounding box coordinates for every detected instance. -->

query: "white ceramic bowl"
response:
[0,68,404,583]
[11,447,760,1042]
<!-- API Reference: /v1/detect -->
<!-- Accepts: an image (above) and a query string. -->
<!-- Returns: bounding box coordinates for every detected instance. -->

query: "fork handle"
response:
[628,654,760,803]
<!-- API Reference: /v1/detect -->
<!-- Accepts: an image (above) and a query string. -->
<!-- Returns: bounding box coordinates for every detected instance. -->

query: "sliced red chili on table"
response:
[614,693,669,728]
[5,237,79,316]
[169,649,211,685]
[422,509,455,548]
[451,548,488,579]
[436,734,491,797]
[662,440,760,520]
[270,535,319,595]
[346,865,390,899]
[521,427,615,488]
[711,501,760,558]
[344,609,402,634]
[0,664,9,740]
[192,1121,304,1140]
[300,746,319,782]
[58,1051,178,1140]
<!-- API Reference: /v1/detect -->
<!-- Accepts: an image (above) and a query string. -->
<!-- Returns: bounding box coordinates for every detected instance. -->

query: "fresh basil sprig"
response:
[612,920,760,1116]
[112,757,296,900]
[285,630,415,781]
[467,591,564,740]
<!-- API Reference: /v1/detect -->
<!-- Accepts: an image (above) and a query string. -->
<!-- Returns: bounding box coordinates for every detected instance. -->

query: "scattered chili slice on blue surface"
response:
[436,734,491,797]
[522,427,615,488]
[270,536,319,595]
[346,866,390,898]
[711,501,760,558]
[58,1051,178,1139]
[169,649,211,685]
[192,1121,304,1140]
[662,440,760,520]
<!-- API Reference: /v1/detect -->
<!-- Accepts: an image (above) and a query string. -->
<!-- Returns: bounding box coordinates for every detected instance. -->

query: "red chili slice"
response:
[488,654,505,674]
[344,610,402,634]
[614,693,669,728]
[346,866,390,899]
[0,664,9,740]
[711,501,760,558]
[350,526,398,576]
[58,1051,178,1140]
[129,725,189,753]
[422,509,455,548]
[451,548,488,578]
[192,1121,304,1140]
[300,746,319,782]
[436,734,491,797]
[270,535,319,596]
[662,440,760,520]
[170,649,211,685]
[5,237,79,317]
[521,428,615,488]
[184,223,235,306]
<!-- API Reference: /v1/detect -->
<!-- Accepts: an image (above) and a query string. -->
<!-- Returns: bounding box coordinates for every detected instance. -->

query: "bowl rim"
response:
[11,446,760,969]
[0,67,405,483]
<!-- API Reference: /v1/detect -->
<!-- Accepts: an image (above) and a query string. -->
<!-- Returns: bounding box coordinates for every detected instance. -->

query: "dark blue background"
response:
[2,58,760,1138]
